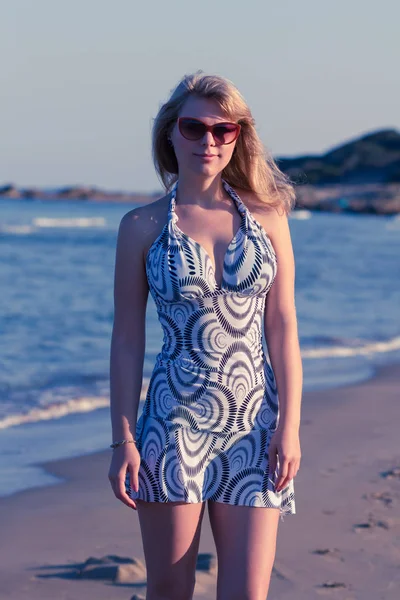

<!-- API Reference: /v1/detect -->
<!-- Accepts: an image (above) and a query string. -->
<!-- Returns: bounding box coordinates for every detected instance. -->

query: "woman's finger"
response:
[128,463,139,494]
[275,457,289,492]
[114,475,137,510]
[276,460,296,492]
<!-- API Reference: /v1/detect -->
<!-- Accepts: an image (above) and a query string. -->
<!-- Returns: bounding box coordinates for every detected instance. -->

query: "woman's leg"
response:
[207,500,280,600]
[136,499,206,600]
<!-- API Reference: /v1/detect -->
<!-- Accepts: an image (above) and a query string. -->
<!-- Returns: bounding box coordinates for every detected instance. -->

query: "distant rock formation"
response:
[0,184,21,198]
[277,128,400,185]
[0,183,161,204]
[278,128,400,214]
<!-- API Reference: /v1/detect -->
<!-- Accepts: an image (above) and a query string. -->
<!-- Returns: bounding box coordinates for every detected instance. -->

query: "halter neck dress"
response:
[125,178,296,520]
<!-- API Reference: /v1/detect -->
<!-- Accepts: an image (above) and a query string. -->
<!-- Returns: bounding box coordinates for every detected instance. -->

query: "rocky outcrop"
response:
[277,129,400,185]
[0,184,161,204]
[0,184,21,198]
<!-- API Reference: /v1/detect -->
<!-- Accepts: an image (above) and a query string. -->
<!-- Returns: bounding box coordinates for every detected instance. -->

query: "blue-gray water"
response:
[1,198,399,497]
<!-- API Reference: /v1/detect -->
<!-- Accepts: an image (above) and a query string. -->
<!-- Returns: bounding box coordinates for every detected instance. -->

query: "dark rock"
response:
[22,188,43,199]
[0,184,22,198]
[279,128,400,185]
[196,552,217,573]
[380,466,400,479]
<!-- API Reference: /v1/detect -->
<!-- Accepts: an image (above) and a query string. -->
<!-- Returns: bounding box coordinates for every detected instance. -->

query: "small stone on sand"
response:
[196,552,217,574]
[380,466,400,479]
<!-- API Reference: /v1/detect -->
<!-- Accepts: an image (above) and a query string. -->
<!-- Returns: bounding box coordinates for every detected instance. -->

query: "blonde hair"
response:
[152,70,296,214]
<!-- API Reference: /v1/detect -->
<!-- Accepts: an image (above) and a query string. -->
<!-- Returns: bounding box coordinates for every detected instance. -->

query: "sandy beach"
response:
[1,363,399,600]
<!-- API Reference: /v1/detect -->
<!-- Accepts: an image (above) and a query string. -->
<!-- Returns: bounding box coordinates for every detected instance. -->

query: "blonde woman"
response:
[109,71,302,600]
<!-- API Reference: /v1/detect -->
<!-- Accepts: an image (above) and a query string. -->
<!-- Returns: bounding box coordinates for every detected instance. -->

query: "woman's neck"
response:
[175,174,228,209]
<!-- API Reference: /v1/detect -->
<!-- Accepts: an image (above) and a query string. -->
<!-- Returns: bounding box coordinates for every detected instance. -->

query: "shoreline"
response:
[36,359,399,486]
[1,361,399,599]
[0,355,399,501]
[1,182,400,214]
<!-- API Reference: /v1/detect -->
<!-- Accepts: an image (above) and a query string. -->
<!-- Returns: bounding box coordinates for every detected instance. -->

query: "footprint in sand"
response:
[315,580,349,595]
[311,548,344,562]
[352,512,390,532]
[319,467,337,477]
[362,490,394,507]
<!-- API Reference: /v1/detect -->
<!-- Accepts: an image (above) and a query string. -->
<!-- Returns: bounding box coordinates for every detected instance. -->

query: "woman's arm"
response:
[263,210,302,431]
[261,208,303,492]
[108,209,149,509]
[110,209,149,442]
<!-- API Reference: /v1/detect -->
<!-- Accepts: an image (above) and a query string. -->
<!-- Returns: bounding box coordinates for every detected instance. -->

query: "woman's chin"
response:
[188,162,222,177]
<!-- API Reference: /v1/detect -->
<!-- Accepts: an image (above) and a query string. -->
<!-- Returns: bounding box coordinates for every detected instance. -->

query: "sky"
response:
[2,0,399,193]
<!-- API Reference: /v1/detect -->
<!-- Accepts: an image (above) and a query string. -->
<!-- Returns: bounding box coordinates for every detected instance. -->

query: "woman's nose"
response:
[201,131,215,145]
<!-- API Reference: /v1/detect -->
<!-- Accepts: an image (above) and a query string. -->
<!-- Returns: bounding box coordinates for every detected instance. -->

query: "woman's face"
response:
[170,96,238,179]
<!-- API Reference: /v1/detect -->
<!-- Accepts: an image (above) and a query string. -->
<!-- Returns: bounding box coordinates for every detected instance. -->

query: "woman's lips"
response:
[194,154,218,160]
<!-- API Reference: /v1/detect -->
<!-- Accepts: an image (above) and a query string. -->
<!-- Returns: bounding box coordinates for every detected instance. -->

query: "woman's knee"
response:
[147,571,196,600]
[217,579,271,600]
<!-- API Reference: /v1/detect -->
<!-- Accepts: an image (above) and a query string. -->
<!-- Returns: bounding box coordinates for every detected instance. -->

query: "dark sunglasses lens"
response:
[213,124,239,144]
[179,119,206,140]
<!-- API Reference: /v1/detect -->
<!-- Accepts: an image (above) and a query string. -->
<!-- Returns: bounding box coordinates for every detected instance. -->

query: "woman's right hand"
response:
[108,443,141,510]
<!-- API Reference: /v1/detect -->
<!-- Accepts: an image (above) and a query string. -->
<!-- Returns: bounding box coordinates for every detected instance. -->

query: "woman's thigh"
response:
[136,499,206,600]
[207,500,280,600]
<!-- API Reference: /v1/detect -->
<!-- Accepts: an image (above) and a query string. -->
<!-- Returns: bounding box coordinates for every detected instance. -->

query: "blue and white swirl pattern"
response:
[125,179,296,519]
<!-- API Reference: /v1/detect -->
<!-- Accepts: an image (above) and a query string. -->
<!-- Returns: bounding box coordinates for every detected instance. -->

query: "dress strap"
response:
[221,179,247,218]
[168,181,179,224]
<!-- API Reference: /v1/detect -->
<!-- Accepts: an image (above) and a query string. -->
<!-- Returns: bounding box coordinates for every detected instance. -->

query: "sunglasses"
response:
[177,117,241,146]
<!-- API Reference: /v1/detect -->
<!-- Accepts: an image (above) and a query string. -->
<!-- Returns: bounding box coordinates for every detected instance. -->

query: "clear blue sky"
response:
[2,0,399,192]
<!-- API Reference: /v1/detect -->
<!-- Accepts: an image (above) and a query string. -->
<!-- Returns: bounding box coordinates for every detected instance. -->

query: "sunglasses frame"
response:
[177,117,241,146]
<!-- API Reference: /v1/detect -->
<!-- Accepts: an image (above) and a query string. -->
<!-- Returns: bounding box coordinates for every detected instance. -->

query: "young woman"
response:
[109,71,302,600]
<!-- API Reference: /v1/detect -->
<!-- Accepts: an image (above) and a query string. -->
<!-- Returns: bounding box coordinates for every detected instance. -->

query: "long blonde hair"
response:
[152,70,296,214]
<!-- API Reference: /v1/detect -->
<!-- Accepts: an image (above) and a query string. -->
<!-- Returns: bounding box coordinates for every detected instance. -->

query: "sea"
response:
[1,197,399,497]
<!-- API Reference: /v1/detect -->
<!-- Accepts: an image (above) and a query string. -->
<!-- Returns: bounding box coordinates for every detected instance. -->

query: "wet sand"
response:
[0,363,399,600]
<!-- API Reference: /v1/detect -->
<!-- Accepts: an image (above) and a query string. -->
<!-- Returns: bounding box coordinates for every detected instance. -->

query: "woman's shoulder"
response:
[117,192,172,261]
[120,192,171,227]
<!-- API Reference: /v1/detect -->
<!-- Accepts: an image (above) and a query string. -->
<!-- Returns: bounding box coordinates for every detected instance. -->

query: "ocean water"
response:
[1,198,399,497]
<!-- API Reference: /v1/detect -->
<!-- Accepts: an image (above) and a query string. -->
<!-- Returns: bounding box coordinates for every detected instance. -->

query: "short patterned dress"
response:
[125,178,296,520]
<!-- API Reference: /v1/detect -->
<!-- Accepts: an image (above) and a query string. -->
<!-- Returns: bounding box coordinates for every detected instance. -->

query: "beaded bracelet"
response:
[110,438,137,449]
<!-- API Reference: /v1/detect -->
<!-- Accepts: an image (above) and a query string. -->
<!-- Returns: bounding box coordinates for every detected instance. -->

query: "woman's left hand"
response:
[268,424,301,493]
